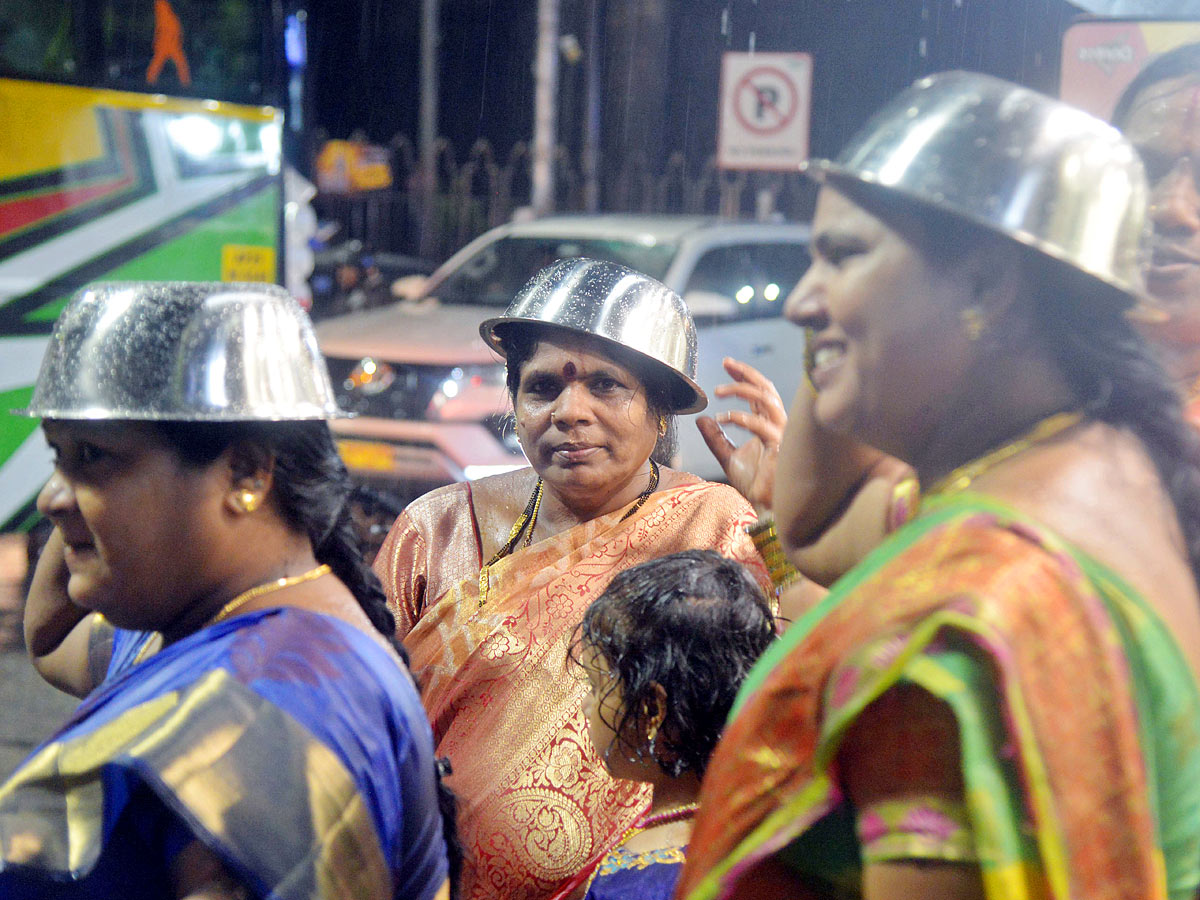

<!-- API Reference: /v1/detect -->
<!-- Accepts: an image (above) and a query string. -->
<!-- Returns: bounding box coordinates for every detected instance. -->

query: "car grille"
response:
[325,357,453,420]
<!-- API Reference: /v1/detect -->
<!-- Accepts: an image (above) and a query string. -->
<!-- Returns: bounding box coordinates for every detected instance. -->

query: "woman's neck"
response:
[536,462,657,533]
[908,355,1079,489]
[646,771,702,815]
[162,528,321,645]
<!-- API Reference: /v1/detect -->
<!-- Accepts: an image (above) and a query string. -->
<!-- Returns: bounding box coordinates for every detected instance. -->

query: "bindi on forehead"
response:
[563,361,577,379]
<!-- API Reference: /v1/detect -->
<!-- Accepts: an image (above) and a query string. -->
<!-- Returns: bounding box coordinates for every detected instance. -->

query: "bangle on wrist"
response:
[746,516,804,593]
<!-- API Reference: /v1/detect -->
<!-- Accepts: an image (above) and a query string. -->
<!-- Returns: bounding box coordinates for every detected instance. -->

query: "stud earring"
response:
[960,307,986,342]
[234,485,263,513]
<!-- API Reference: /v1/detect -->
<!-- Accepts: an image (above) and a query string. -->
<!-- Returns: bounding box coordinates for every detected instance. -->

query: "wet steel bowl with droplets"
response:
[803,70,1149,305]
[479,257,707,414]
[21,281,345,421]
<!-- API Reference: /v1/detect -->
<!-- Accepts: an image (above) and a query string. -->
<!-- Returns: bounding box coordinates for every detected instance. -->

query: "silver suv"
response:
[315,214,810,491]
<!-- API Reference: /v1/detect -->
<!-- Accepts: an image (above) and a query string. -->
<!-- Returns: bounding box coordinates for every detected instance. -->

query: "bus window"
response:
[0,1,272,105]
[101,0,270,104]
[0,4,78,80]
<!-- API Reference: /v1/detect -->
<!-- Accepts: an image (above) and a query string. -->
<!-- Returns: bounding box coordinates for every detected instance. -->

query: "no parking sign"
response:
[718,52,812,171]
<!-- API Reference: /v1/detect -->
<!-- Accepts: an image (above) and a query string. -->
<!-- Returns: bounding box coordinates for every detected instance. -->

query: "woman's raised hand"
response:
[696,358,787,513]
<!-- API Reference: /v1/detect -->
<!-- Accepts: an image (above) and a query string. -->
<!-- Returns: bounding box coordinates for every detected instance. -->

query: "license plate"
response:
[337,439,396,472]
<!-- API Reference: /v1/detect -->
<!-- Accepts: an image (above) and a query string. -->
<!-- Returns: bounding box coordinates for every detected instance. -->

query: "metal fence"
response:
[312,136,813,264]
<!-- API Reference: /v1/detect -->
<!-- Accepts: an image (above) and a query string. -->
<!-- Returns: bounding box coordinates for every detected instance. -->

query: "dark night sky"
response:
[303,0,1084,178]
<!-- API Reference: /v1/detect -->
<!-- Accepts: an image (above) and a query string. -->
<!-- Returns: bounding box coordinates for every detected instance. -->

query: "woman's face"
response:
[37,420,230,630]
[784,186,977,458]
[513,332,659,508]
[1122,74,1200,343]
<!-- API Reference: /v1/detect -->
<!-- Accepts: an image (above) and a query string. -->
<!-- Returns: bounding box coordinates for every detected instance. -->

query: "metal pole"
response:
[582,0,601,212]
[531,0,560,216]
[418,0,439,256]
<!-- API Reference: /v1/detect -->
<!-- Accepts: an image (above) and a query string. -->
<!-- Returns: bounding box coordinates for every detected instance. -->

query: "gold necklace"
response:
[926,411,1084,498]
[478,461,660,608]
[206,564,332,627]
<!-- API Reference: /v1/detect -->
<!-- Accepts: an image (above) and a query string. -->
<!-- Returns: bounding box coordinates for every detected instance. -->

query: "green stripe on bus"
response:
[21,186,280,325]
[0,387,38,461]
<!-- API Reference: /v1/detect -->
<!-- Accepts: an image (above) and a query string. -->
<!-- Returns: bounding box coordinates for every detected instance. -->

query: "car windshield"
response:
[426,236,679,306]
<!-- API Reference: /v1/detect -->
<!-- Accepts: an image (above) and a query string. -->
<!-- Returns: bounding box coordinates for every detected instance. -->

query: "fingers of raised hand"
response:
[713,382,787,423]
[715,409,783,448]
[697,415,736,465]
[722,357,782,395]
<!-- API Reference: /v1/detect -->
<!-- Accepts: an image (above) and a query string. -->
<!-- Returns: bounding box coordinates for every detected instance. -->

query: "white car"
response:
[315,214,810,492]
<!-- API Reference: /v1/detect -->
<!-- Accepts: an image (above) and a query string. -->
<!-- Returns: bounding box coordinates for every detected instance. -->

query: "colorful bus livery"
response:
[0,77,282,531]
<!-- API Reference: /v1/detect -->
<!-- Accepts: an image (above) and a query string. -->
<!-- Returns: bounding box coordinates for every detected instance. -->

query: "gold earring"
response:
[235,488,262,513]
[657,415,668,438]
[960,307,986,342]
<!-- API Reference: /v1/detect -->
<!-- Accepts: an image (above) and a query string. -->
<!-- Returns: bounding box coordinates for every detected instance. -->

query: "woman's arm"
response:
[774,380,915,586]
[171,840,252,900]
[371,511,428,641]
[839,685,985,900]
[23,527,104,697]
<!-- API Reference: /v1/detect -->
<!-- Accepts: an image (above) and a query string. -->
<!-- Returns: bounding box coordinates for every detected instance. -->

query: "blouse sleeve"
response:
[372,511,429,641]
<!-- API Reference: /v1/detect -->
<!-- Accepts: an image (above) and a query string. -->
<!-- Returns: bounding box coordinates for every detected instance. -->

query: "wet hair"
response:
[153,419,463,896]
[153,420,395,638]
[498,323,678,465]
[834,178,1200,589]
[1111,42,1200,129]
[569,550,776,778]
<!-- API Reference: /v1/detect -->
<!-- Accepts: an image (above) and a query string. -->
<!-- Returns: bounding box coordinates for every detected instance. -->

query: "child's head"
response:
[571,550,775,780]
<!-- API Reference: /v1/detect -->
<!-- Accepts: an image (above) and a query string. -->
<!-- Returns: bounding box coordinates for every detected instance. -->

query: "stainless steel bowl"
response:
[804,70,1148,304]
[21,281,345,420]
[479,258,707,414]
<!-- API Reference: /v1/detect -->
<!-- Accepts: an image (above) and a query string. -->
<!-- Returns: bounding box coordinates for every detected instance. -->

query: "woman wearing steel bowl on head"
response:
[1113,42,1200,421]
[372,258,773,900]
[6,282,451,900]
[677,73,1200,900]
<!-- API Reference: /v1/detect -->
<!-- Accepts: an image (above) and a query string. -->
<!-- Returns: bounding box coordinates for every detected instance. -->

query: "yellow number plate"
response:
[221,244,277,283]
[337,439,396,472]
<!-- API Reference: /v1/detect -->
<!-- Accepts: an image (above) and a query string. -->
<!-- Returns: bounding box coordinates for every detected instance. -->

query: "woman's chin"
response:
[812,391,861,438]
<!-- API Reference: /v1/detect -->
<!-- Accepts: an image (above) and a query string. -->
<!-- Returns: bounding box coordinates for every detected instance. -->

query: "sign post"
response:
[718,52,812,171]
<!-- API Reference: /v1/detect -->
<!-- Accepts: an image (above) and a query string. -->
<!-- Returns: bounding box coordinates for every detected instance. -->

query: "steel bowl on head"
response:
[20,281,345,421]
[479,257,707,414]
[803,70,1149,306]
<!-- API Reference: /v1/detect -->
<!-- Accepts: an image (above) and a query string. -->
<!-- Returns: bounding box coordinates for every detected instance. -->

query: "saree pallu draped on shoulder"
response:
[389,479,766,900]
[677,494,1200,900]
[0,608,448,900]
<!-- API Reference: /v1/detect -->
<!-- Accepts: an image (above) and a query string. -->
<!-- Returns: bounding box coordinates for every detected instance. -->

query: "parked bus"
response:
[0,1,286,531]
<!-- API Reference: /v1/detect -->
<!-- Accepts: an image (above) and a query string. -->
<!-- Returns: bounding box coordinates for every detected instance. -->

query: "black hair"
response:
[153,419,395,638]
[833,177,1200,590]
[498,323,679,465]
[569,550,776,778]
[1111,42,1200,128]
[154,419,464,897]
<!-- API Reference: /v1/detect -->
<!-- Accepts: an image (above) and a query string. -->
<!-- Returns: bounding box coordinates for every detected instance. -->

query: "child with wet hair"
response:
[563,549,776,900]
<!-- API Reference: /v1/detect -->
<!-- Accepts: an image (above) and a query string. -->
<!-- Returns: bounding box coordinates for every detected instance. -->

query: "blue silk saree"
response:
[0,607,449,900]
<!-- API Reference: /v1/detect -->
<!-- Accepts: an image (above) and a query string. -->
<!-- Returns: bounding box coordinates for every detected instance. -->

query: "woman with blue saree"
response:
[3,282,452,900]
[677,73,1200,900]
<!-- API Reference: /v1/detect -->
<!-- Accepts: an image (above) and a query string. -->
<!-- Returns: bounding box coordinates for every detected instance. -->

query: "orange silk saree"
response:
[376,476,768,900]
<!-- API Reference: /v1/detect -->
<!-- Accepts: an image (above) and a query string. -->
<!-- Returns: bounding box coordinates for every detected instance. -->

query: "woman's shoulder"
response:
[403,479,474,519]
[658,467,754,511]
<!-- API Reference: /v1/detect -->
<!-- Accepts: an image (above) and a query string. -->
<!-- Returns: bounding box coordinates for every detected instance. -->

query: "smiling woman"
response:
[372,258,773,900]
[1111,42,1200,409]
[4,282,452,900]
[678,72,1200,900]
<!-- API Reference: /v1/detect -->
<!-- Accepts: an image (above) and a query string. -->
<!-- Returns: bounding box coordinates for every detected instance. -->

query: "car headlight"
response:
[344,357,396,395]
[427,364,509,420]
